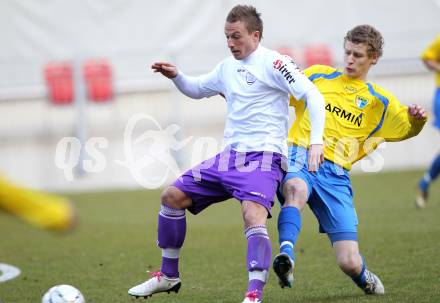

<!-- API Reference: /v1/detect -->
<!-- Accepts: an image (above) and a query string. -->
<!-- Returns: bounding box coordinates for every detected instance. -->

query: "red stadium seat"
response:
[303,44,334,67]
[83,59,113,102]
[44,62,74,105]
[276,46,305,67]
[276,46,294,58]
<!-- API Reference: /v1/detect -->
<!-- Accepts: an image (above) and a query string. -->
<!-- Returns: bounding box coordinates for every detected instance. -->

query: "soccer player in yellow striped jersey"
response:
[273,25,427,295]
[416,35,440,208]
[288,63,425,170]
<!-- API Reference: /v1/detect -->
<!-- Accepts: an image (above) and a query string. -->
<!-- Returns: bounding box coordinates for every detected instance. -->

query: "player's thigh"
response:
[224,151,285,218]
[307,169,357,234]
[172,152,232,215]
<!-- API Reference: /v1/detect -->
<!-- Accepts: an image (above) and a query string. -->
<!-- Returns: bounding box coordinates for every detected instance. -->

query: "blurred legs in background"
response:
[416,154,440,208]
[417,42,440,208]
[416,90,440,208]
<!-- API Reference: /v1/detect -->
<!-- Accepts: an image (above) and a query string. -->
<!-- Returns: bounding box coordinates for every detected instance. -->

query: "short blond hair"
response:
[344,25,384,58]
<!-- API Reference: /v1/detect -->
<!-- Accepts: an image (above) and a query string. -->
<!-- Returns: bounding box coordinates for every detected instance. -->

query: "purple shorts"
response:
[173,149,285,217]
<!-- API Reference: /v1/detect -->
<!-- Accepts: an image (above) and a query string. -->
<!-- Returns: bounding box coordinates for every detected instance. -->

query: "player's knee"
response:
[283,178,308,208]
[336,252,362,275]
[242,201,267,227]
[161,186,191,209]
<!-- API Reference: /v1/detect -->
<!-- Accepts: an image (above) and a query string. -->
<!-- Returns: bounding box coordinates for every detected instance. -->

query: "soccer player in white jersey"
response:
[128,5,325,302]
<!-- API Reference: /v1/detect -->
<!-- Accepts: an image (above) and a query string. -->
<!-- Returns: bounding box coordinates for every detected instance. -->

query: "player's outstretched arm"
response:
[402,103,428,139]
[375,100,427,142]
[151,62,178,79]
[152,61,207,99]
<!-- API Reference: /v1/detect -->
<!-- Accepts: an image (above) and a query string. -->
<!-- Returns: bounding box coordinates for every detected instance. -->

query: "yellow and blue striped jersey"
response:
[289,65,427,170]
[421,35,440,87]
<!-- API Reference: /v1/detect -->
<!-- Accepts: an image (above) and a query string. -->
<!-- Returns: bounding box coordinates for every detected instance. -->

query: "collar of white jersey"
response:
[239,44,266,65]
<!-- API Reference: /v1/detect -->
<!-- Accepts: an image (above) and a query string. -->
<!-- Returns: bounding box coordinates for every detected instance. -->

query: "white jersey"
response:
[173,45,323,156]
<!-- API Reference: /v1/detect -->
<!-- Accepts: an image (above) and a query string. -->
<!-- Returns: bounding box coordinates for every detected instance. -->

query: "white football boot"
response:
[241,290,262,303]
[128,271,181,299]
[242,298,262,303]
[363,269,385,295]
[415,188,428,209]
[272,253,294,288]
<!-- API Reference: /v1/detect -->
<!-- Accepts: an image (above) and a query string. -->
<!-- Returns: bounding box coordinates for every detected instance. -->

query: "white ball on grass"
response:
[41,284,85,303]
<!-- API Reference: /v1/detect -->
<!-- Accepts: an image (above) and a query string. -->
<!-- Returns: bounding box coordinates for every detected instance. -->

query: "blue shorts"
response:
[280,146,358,241]
[433,87,440,130]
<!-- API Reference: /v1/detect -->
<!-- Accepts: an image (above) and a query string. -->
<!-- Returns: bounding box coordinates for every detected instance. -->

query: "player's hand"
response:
[151,62,178,79]
[307,144,324,172]
[408,104,427,120]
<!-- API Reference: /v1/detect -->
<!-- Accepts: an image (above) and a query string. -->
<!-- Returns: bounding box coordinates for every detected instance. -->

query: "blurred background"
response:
[1,0,440,192]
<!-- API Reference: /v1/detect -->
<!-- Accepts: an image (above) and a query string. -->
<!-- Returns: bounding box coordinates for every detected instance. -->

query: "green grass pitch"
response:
[0,170,439,302]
